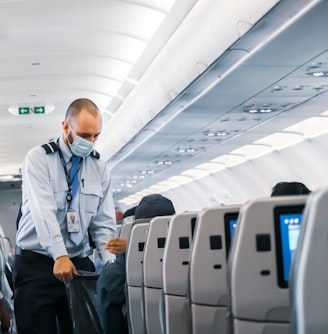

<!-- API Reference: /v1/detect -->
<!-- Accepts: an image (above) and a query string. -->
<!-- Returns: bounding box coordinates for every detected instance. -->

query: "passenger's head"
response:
[134,194,175,220]
[271,181,311,197]
[122,206,137,219]
[62,98,102,157]
[115,210,124,225]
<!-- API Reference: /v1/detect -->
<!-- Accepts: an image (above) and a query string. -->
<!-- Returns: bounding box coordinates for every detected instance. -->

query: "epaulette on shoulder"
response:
[90,150,100,159]
[42,140,59,154]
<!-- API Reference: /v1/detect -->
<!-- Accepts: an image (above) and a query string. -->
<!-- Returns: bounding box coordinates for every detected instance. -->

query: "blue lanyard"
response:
[56,139,81,206]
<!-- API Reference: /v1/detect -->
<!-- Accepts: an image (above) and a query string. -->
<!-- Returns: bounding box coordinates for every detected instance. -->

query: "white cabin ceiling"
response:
[0,0,199,174]
[107,0,328,202]
[1,0,327,205]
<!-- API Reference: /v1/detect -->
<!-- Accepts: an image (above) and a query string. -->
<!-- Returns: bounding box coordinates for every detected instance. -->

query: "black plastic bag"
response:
[65,270,103,334]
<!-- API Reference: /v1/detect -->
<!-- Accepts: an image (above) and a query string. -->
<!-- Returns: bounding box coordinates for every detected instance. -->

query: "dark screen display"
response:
[274,205,304,288]
[224,212,239,255]
[191,217,197,239]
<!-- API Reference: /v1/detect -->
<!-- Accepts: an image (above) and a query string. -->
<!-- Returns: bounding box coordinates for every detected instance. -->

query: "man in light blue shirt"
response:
[14,98,117,334]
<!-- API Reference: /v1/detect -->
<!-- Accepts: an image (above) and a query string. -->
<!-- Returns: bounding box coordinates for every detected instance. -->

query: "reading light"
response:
[176,147,196,153]
[203,130,228,137]
[244,108,273,113]
[308,71,328,77]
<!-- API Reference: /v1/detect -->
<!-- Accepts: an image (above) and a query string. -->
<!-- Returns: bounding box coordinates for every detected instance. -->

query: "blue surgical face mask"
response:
[68,134,94,157]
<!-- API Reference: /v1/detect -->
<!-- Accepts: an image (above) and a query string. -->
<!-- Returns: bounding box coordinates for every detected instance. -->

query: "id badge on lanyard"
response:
[67,210,80,232]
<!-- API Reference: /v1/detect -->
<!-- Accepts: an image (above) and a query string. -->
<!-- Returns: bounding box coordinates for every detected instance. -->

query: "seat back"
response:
[120,220,134,239]
[190,205,240,334]
[163,211,198,334]
[143,216,172,334]
[126,218,151,334]
[290,188,328,334]
[0,225,8,280]
[227,195,308,334]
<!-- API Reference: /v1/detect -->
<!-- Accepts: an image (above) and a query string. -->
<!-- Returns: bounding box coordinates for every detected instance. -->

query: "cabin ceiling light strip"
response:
[194,162,226,173]
[230,144,272,159]
[212,154,247,166]
[148,184,171,193]
[283,114,328,138]
[181,169,208,179]
[255,132,303,149]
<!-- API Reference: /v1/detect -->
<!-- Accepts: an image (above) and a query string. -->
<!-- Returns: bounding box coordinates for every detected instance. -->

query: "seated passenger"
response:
[271,181,311,196]
[96,194,175,334]
[93,207,132,274]
[115,208,124,225]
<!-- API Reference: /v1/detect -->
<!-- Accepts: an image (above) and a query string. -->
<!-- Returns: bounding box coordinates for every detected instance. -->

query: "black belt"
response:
[15,246,85,261]
[15,246,46,257]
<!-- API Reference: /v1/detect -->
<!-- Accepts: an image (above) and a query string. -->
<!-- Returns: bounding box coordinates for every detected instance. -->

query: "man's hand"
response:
[105,237,127,254]
[53,255,77,282]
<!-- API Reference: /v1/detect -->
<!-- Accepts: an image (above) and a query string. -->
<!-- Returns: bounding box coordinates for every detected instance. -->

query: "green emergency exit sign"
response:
[18,107,31,115]
[18,106,45,114]
[34,106,45,114]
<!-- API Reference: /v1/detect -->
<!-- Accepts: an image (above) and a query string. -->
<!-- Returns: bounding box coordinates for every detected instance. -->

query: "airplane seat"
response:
[227,195,308,334]
[162,211,199,334]
[0,226,9,284]
[126,218,151,334]
[189,205,240,334]
[119,219,134,239]
[290,188,328,334]
[0,238,7,277]
[143,215,172,334]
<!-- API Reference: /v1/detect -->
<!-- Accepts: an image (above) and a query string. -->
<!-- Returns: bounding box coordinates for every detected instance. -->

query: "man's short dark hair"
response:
[65,98,99,120]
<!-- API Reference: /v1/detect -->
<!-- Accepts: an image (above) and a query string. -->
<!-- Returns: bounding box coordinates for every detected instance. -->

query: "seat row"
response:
[123,188,328,334]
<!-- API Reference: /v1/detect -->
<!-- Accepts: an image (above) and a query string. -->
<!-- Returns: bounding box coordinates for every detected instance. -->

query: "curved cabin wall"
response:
[160,132,327,212]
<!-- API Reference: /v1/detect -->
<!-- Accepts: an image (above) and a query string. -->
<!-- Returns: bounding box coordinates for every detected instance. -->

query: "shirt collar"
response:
[58,135,72,164]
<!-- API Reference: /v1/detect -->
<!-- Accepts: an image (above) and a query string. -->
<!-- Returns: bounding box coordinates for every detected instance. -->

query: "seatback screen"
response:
[191,217,197,240]
[224,212,239,256]
[274,205,304,288]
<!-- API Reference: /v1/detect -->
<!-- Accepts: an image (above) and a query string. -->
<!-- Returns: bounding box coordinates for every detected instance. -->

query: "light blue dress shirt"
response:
[16,135,116,264]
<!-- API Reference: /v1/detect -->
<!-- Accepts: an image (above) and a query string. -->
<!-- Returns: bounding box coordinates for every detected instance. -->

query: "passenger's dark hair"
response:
[122,206,137,219]
[271,181,311,197]
[134,194,175,219]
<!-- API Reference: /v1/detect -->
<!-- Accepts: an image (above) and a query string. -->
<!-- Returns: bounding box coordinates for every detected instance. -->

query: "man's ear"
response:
[62,120,70,134]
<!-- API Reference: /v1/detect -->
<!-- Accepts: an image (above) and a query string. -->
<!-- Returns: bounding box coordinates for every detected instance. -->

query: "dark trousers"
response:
[13,250,95,334]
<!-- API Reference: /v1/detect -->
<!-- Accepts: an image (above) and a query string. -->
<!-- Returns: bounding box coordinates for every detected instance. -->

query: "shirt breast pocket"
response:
[80,183,103,215]
[50,180,68,212]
